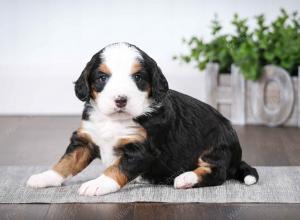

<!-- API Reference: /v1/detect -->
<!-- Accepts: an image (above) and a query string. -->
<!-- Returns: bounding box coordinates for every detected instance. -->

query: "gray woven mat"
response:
[0,166,299,203]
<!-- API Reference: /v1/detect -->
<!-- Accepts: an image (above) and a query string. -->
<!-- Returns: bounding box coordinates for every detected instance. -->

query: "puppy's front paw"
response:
[174,171,198,189]
[78,175,120,196]
[27,170,64,188]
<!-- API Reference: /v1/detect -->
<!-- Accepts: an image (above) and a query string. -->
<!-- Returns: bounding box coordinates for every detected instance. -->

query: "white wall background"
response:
[0,0,299,115]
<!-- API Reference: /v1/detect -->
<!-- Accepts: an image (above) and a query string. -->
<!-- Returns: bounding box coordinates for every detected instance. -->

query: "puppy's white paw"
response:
[27,170,64,188]
[244,175,257,185]
[78,174,120,196]
[174,171,198,189]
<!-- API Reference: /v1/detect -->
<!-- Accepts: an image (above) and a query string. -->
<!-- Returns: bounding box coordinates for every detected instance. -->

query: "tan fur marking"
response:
[197,147,214,168]
[53,147,92,177]
[198,158,212,167]
[99,63,111,74]
[116,127,147,147]
[117,138,138,146]
[104,160,128,187]
[193,167,212,182]
[131,61,142,74]
[90,88,98,100]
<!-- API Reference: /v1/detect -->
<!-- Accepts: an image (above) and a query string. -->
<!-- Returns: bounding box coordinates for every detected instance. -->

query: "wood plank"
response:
[298,67,300,127]
[218,74,231,86]
[233,125,292,166]
[281,77,298,126]
[279,127,300,165]
[0,116,79,165]
[204,63,219,109]
[134,203,300,220]
[217,87,232,104]
[0,204,49,220]
[231,65,246,125]
[46,203,134,220]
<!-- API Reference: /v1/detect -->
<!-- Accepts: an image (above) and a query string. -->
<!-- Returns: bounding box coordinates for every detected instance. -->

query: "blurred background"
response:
[1,0,299,115]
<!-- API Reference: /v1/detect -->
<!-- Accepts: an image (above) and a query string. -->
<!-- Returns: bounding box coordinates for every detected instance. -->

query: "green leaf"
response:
[174,8,300,79]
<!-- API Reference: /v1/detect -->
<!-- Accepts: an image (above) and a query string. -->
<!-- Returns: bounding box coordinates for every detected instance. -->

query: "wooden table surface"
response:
[0,116,299,220]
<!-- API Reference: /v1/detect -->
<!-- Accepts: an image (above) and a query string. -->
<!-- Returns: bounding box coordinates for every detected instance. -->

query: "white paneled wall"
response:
[0,0,299,114]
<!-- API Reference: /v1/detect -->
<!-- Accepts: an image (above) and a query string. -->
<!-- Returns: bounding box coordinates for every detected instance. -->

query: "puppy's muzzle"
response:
[115,95,128,108]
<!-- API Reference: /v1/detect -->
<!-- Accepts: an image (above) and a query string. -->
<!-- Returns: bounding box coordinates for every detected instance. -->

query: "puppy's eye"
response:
[98,74,108,82]
[133,74,142,82]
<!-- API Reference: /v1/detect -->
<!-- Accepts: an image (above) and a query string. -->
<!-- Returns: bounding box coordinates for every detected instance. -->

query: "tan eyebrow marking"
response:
[98,63,111,74]
[131,61,142,75]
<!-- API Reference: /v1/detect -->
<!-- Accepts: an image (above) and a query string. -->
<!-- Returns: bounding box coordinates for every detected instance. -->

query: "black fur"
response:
[116,141,160,181]
[120,89,259,185]
[64,131,100,159]
[136,46,169,103]
[89,70,111,93]
[74,52,101,102]
[76,43,258,187]
[131,70,150,92]
[81,103,93,121]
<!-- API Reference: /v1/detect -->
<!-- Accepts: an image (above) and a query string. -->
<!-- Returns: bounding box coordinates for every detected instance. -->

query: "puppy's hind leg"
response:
[174,163,226,189]
[27,131,98,188]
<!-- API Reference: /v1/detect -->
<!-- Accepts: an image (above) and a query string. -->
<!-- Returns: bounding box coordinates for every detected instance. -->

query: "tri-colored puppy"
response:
[27,42,259,196]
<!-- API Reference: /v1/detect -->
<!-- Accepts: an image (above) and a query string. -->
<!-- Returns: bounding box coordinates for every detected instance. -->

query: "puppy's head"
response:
[75,42,168,118]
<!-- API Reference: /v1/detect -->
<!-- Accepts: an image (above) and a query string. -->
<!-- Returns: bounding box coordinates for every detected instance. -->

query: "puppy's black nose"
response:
[115,96,127,108]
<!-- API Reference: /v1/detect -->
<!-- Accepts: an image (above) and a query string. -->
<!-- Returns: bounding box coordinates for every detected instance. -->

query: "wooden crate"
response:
[204,63,299,127]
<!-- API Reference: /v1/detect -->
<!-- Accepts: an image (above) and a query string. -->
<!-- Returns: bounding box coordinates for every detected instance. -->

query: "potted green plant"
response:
[174,9,300,127]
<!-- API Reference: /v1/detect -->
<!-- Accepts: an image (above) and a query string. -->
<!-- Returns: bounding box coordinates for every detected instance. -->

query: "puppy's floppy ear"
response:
[150,62,169,103]
[74,53,99,102]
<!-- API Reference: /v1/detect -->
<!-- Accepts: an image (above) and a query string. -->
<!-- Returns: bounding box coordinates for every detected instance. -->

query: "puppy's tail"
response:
[234,161,259,185]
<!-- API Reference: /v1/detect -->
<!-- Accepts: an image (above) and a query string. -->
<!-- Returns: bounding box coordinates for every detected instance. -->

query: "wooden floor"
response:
[0,116,300,220]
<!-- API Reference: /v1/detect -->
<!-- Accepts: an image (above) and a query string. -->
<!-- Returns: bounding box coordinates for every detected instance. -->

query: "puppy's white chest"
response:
[81,116,141,167]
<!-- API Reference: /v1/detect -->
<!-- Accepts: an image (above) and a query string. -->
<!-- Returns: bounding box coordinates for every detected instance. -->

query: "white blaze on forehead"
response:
[101,43,142,75]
